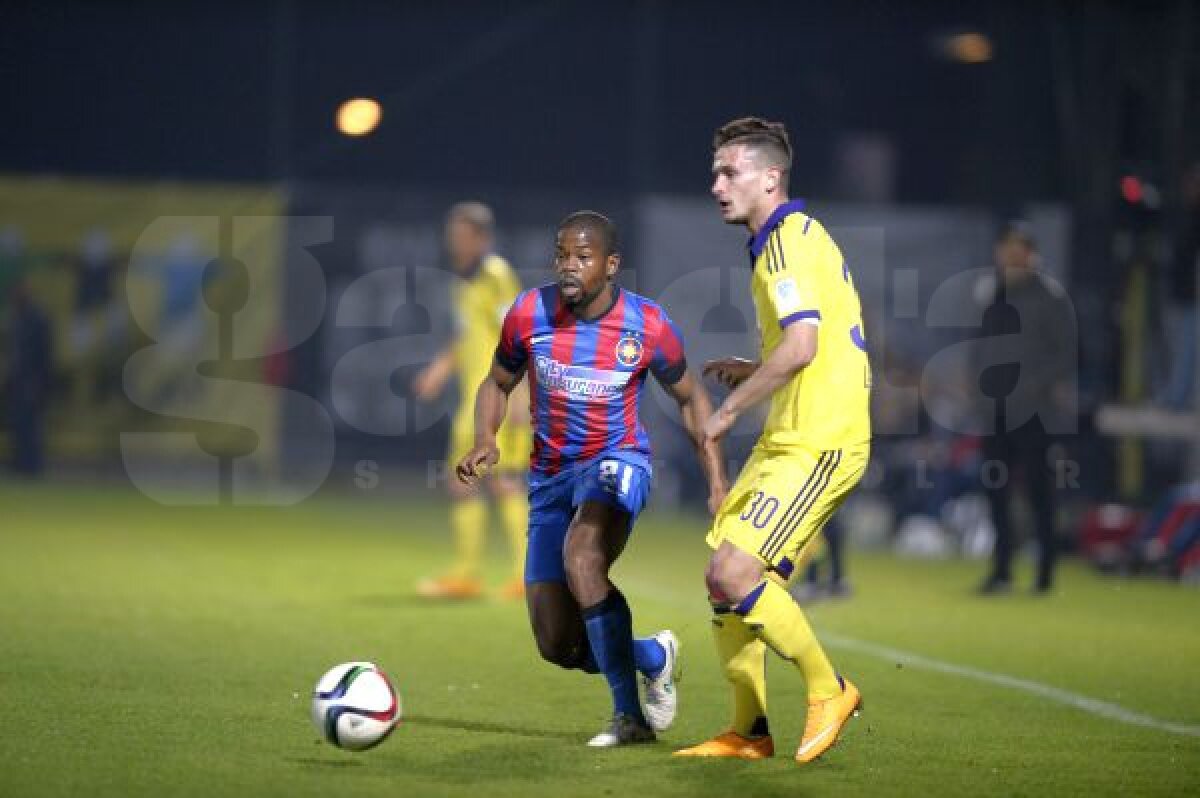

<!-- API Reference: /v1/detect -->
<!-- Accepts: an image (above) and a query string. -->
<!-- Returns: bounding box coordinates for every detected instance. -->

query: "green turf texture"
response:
[1,483,1197,797]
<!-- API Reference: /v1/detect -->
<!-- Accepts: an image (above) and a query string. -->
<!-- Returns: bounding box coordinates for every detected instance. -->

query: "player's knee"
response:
[706,550,762,604]
[704,561,727,601]
[564,536,607,585]
[566,548,603,577]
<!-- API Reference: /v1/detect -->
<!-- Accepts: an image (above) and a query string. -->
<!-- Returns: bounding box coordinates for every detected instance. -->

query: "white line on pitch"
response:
[622,580,1200,739]
[820,633,1200,738]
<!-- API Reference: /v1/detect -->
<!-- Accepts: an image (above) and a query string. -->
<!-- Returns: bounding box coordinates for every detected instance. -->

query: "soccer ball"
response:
[311,662,401,751]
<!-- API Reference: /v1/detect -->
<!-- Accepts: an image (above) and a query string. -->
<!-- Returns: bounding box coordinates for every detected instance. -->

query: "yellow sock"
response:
[737,579,841,700]
[449,498,487,580]
[711,604,769,737]
[497,492,529,580]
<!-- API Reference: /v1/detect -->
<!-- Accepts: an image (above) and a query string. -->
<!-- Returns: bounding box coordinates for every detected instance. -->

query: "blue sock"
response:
[582,589,645,722]
[580,638,661,676]
[632,637,666,677]
[576,641,599,674]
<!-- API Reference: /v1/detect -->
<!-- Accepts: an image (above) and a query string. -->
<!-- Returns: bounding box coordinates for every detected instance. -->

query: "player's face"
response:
[712,144,773,225]
[554,226,617,308]
[445,218,490,273]
[994,234,1034,274]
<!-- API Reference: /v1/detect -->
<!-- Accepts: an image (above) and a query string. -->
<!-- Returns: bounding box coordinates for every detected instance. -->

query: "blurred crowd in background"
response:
[1,1,1197,585]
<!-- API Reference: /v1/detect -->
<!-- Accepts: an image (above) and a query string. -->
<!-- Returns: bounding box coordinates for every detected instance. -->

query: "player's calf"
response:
[534,634,586,670]
[526,581,598,672]
[564,544,610,607]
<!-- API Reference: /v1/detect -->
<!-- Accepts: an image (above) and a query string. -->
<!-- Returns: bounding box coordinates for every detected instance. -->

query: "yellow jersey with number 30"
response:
[748,200,870,449]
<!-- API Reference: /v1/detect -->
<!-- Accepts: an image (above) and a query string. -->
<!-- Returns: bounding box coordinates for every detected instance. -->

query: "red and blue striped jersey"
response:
[494,284,687,479]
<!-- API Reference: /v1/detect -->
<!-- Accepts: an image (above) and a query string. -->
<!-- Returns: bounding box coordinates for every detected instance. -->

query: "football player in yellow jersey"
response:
[412,202,532,600]
[675,118,870,764]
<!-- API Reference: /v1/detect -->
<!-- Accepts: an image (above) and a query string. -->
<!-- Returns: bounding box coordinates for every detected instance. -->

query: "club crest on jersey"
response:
[615,335,643,367]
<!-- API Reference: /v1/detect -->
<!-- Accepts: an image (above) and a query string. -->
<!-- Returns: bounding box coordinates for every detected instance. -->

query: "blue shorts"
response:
[524,456,652,584]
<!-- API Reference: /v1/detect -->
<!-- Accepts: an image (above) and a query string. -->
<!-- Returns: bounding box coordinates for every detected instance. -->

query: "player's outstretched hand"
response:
[456,442,500,485]
[703,405,738,443]
[702,357,758,390]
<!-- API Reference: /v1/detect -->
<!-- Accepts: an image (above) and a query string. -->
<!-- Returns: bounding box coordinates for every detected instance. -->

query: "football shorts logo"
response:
[615,335,643,367]
[599,460,620,492]
[598,459,633,497]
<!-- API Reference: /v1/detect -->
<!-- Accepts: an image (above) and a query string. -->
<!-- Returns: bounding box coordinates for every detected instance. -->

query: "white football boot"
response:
[640,630,681,732]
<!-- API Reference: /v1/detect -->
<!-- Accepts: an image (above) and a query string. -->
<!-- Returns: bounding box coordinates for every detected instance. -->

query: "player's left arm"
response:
[658,369,729,515]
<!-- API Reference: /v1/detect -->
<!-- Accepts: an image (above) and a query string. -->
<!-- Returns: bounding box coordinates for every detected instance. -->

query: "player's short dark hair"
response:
[558,210,619,255]
[997,219,1036,249]
[713,117,793,173]
[446,201,495,235]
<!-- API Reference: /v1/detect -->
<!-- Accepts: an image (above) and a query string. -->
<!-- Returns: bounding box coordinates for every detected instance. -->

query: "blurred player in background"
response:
[413,202,531,600]
[4,277,54,477]
[676,117,870,764]
[793,516,851,603]
[458,211,728,747]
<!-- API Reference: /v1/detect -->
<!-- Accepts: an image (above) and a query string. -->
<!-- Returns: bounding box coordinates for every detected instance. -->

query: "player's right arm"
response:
[704,322,817,441]
[456,361,524,484]
[456,291,531,484]
[705,223,826,440]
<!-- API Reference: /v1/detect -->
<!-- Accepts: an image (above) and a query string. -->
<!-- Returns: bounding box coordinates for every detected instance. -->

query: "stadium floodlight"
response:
[943,32,993,64]
[336,97,382,137]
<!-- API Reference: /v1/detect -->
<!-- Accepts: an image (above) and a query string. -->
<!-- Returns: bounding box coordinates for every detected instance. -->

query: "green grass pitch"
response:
[1,483,1198,797]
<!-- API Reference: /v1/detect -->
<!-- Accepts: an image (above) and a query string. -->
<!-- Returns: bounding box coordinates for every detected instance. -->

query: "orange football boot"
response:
[415,575,483,599]
[497,579,526,600]
[673,731,775,760]
[795,677,862,764]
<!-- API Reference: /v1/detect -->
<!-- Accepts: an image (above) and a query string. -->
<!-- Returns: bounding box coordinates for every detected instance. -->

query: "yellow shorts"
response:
[449,412,532,474]
[707,441,869,579]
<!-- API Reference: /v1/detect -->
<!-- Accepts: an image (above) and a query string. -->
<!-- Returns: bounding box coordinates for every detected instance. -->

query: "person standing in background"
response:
[972,222,1074,595]
[1159,165,1199,410]
[4,279,54,476]
[412,202,532,600]
[794,518,851,603]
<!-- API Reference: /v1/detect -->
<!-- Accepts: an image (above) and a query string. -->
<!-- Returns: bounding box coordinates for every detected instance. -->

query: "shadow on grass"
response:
[418,735,825,797]
[285,756,366,768]
[666,758,827,798]
[405,713,580,742]
[351,593,491,609]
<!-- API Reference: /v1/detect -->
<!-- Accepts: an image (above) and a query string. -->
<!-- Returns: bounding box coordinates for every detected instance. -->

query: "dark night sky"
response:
[0,1,1148,204]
